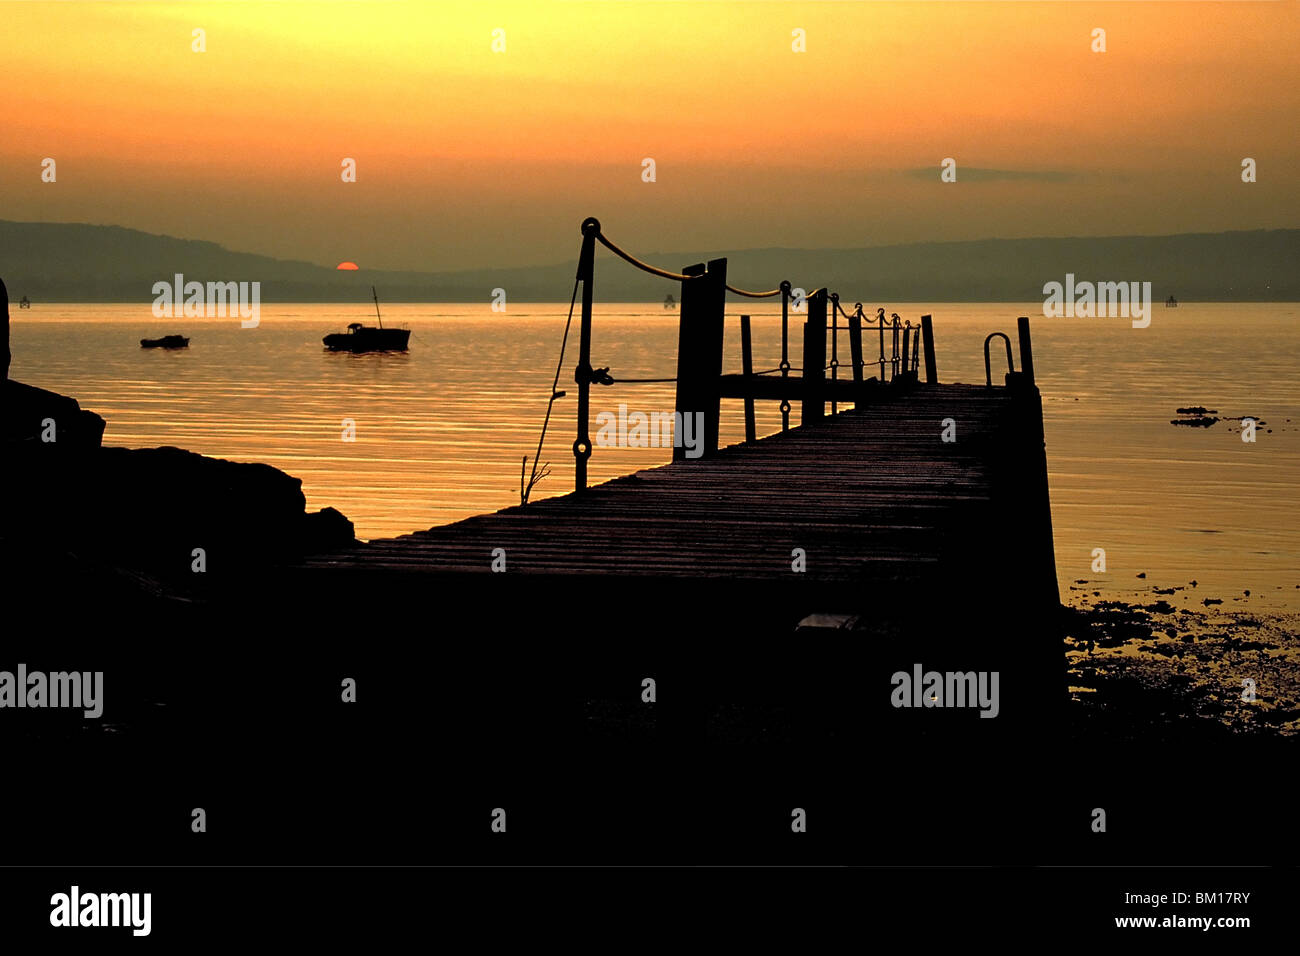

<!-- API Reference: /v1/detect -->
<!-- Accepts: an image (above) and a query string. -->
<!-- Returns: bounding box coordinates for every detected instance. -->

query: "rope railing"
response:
[521,275,580,504]
[725,284,783,298]
[595,226,786,299]
[593,231,695,282]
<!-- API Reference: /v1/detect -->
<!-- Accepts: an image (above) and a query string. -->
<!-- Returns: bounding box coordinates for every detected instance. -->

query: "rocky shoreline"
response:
[1062,596,1299,738]
[4,375,357,598]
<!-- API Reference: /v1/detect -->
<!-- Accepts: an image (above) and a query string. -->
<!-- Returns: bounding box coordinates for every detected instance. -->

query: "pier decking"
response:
[287,372,1060,729]
[304,382,1050,602]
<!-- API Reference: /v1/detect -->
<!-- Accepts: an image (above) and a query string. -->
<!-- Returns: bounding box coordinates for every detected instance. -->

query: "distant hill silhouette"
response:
[2,219,1295,302]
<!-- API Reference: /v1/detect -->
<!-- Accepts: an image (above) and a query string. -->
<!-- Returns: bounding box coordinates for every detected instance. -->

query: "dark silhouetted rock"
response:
[3,379,106,448]
[5,384,357,585]
[301,506,355,552]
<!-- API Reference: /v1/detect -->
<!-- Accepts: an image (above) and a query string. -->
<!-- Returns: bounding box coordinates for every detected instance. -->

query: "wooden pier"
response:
[303,379,1054,606]
[272,222,1064,740]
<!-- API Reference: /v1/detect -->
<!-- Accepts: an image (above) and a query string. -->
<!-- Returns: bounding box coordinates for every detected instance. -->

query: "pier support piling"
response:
[848,307,864,401]
[921,314,937,384]
[674,258,727,460]
[801,290,827,424]
[1017,315,1035,385]
[740,314,756,443]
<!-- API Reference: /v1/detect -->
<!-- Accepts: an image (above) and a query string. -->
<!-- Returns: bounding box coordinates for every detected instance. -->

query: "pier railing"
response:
[523,217,974,501]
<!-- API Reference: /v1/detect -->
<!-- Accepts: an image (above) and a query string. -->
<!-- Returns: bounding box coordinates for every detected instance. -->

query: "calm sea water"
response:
[10,302,1300,610]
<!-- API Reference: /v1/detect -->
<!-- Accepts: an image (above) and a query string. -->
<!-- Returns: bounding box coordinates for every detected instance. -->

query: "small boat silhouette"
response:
[140,334,189,349]
[1165,295,1178,308]
[323,323,411,352]
[18,295,31,309]
[664,294,676,310]
[323,287,410,352]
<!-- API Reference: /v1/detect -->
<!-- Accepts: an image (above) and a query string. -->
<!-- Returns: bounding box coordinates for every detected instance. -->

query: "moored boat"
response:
[140,335,189,349]
[323,323,411,352]
[323,287,410,352]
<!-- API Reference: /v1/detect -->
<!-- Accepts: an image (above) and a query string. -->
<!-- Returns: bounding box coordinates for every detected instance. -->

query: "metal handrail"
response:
[984,332,1014,387]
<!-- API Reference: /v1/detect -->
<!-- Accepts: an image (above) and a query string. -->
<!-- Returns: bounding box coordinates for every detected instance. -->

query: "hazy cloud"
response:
[903,167,1076,183]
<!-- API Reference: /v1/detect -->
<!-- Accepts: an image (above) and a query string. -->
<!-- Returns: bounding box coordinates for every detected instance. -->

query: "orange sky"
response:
[2,1,1297,270]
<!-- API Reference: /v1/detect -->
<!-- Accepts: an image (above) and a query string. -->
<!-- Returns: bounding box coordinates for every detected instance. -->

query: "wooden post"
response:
[1008,356,1059,608]
[780,282,791,431]
[901,325,911,382]
[674,258,727,460]
[703,258,727,455]
[740,314,756,443]
[674,263,706,462]
[891,317,900,379]
[1017,315,1035,385]
[921,314,937,384]
[878,310,886,379]
[1,276,9,381]
[848,309,863,382]
[829,297,839,417]
[573,222,597,492]
[801,289,827,424]
[848,306,864,407]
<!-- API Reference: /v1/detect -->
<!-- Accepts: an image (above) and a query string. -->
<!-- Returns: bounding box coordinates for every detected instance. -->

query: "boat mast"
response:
[372,286,383,329]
